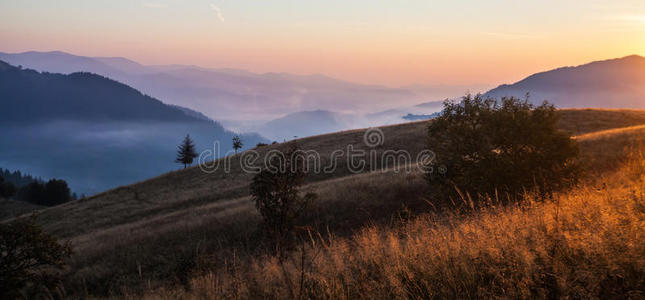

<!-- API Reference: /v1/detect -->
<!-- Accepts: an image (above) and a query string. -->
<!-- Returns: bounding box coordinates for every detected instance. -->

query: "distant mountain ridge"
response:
[0,61,195,124]
[0,51,426,123]
[485,55,645,108]
[0,51,127,76]
[0,60,266,195]
[4,51,645,141]
[259,110,356,140]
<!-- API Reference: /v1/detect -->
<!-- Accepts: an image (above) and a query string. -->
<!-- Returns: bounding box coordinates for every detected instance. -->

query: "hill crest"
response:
[485,54,645,108]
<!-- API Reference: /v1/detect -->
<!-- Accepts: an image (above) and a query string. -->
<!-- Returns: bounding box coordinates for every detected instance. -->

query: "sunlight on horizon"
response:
[1,0,644,86]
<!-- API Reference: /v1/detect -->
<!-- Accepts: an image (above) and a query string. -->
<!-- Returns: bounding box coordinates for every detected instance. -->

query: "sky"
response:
[1,0,644,87]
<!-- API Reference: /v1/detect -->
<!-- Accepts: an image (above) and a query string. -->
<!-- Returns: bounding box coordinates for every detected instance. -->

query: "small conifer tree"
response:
[175,134,198,168]
[232,135,243,154]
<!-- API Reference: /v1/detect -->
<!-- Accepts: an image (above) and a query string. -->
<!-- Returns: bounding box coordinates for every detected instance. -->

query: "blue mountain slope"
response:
[0,61,266,195]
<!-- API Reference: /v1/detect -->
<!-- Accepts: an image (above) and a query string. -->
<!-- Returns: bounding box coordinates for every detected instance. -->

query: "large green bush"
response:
[427,94,580,203]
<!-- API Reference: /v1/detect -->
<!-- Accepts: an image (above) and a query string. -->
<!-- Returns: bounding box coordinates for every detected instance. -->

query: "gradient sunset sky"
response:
[1,0,644,86]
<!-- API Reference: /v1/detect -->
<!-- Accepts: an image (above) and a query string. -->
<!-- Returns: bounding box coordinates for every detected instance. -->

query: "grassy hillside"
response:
[137,112,645,299]
[558,108,645,134]
[144,150,645,299]
[0,198,42,220]
[16,108,645,297]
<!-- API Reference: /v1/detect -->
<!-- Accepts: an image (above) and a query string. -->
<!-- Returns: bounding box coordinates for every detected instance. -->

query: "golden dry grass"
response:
[138,133,645,299]
[576,124,645,172]
[575,124,645,141]
[11,108,645,297]
[558,108,645,135]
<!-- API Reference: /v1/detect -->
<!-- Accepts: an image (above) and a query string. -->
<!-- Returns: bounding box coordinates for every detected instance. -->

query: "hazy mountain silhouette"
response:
[7,51,644,141]
[0,60,265,195]
[257,100,450,141]
[0,51,426,123]
[258,110,358,141]
[0,61,195,124]
[0,51,127,77]
[92,56,150,74]
[485,55,645,108]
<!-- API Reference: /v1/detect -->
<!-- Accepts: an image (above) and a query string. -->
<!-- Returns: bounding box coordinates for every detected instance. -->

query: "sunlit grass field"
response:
[135,120,645,299]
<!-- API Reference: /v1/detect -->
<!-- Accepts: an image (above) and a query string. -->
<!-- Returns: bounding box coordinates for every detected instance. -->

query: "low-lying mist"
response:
[0,120,264,195]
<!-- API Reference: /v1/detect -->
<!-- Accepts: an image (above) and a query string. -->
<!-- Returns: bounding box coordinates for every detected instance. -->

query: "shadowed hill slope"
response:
[0,198,43,220]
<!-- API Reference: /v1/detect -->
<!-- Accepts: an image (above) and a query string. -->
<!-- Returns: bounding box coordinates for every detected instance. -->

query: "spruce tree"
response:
[175,134,198,168]
[232,135,243,154]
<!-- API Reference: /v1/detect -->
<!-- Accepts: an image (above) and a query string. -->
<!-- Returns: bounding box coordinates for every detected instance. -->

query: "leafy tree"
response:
[0,215,72,298]
[426,94,580,204]
[175,134,198,168]
[0,175,17,198]
[250,145,316,253]
[44,179,71,206]
[232,135,243,154]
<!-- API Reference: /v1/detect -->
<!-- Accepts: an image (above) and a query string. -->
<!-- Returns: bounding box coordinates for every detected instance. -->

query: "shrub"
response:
[0,215,72,298]
[250,144,316,253]
[427,94,580,203]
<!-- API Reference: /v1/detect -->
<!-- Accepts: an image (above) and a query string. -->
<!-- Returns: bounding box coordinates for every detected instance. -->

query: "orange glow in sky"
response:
[1,0,644,86]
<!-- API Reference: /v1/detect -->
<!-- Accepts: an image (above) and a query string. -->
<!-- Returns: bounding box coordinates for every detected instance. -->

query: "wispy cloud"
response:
[209,4,225,22]
[142,1,168,9]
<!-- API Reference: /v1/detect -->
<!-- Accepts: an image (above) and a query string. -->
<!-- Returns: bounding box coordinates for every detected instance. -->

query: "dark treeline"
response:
[0,168,76,206]
[0,168,43,188]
